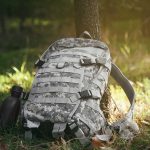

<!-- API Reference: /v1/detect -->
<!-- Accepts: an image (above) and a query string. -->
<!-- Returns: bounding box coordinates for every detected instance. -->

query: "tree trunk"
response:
[74,0,110,119]
[74,0,101,39]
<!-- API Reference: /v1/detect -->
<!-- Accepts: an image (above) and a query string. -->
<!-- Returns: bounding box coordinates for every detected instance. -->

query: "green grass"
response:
[0,62,34,95]
[0,48,41,74]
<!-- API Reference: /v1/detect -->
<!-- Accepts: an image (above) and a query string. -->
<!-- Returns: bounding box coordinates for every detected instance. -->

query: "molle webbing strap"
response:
[34,76,81,84]
[28,97,77,104]
[64,48,103,57]
[31,86,79,94]
[110,63,135,116]
[52,38,108,50]
[49,51,96,59]
[44,57,80,64]
[38,67,83,74]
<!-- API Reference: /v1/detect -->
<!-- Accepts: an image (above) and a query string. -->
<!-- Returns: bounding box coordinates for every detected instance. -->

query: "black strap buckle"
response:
[79,90,92,98]
[34,59,45,67]
[80,58,92,65]
[69,122,79,133]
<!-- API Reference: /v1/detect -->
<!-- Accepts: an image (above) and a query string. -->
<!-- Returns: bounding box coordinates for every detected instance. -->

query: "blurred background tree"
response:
[0,0,149,50]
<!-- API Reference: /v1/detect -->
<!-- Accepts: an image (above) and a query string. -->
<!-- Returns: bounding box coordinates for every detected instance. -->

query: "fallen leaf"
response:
[91,136,105,148]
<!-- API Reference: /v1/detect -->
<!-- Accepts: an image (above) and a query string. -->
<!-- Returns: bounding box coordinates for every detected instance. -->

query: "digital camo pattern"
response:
[23,38,112,136]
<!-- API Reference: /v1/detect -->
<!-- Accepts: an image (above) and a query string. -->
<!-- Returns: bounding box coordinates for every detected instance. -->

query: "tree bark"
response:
[74,0,101,39]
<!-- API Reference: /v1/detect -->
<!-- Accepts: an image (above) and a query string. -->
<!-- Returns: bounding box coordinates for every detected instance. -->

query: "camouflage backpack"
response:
[23,37,138,146]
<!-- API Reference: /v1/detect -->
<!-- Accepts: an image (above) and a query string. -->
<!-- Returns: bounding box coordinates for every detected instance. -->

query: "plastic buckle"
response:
[34,59,45,67]
[69,122,78,133]
[79,90,92,98]
[80,58,92,65]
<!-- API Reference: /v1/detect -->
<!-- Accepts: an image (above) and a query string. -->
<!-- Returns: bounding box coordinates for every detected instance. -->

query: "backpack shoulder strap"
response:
[110,63,135,118]
[110,63,139,139]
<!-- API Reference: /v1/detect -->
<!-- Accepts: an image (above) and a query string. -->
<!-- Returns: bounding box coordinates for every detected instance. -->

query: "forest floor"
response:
[0,46,150,150]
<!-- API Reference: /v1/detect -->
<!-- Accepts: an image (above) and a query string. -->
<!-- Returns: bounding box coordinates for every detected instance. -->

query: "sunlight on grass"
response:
[0,62,34,94]
[109,78,150,123]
